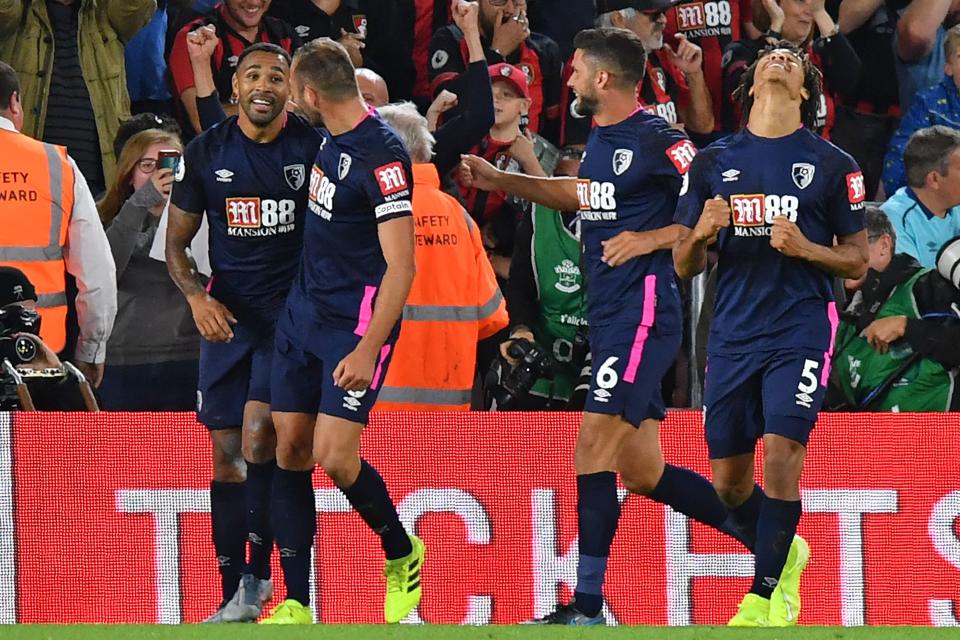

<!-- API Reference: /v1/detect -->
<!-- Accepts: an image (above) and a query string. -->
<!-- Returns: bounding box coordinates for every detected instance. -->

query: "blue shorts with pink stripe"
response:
[583,322,682,427]
[270,302,397,423]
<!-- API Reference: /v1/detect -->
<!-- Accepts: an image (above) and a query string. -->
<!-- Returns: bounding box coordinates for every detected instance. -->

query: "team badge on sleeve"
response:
[846,171,866,209]
[666,140,697,174]
[375,162,409,196]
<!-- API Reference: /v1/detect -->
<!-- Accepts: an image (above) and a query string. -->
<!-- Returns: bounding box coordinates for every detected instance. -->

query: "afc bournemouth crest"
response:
[353,15,368,38]
[519,63,535,85]
[791,163,815,190]
[338,153,353,180]
[284,164,305,190]
[613,148,634,176]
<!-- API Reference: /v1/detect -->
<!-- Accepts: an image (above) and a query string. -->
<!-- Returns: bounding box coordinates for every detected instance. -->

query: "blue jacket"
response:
[882,76,960,196]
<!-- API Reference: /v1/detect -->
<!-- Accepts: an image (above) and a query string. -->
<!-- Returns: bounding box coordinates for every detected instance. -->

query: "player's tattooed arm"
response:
[770,219,869,279]
[674,195,730,278]
[166,204,237,342]
[459,154,578,211]
[602,224,686,267]
[333,216,417,392]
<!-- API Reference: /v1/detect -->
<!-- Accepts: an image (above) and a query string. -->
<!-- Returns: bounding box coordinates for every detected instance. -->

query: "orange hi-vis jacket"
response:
[0,128,74,352]
[375,163,509,411]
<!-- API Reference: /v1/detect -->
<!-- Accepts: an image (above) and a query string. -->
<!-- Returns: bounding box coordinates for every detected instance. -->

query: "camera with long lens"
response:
[487,338,556,410]
[0,305,42,365]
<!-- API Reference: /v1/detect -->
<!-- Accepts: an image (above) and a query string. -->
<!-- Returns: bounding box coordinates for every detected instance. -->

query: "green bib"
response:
[530,205,587,401]
[835,269,955,411]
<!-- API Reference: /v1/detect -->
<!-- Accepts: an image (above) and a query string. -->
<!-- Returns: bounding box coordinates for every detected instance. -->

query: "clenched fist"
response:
[770,216,811,258]
[693,195,730,244]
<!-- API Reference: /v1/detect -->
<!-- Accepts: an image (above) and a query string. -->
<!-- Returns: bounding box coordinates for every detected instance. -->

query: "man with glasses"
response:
[429,0,563,140]
[597,0,714,136]
[674,43,868,625]
[0,60,116,389]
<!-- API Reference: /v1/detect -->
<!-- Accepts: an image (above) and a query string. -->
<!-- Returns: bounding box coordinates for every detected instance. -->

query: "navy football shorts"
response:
[270,304,397,423]
[583,322,682,427]
[703,348,830,458]
[197,321,275,430]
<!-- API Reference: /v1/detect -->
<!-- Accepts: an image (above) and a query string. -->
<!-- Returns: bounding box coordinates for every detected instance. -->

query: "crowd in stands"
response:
[2,0,960,412]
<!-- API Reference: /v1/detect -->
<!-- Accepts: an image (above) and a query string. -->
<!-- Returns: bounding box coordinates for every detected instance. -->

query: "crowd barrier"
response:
[0,411,958,625]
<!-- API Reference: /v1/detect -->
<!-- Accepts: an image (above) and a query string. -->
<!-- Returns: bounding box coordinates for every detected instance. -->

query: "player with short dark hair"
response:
[261,37,423,625]
[166,44,323,623]
[461,27,763,626]
[674,43,869,626]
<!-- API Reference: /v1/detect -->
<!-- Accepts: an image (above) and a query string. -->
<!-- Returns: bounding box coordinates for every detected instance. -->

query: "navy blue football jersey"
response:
[675,127,866,354]
[171,114,323,326]
[290,110,414,330]
[577,109,695,329]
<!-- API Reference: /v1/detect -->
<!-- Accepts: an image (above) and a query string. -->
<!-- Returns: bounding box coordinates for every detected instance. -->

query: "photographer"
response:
[828,208,960,411]
[494,147,587,410]
[0,267,94,411]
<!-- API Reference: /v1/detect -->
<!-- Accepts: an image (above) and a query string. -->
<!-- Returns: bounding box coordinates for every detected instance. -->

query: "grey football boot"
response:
[203,574,274,623]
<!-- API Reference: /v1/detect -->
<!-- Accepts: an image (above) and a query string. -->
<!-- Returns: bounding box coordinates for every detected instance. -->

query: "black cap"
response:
[596,0,679,14]
[0,267,37,307]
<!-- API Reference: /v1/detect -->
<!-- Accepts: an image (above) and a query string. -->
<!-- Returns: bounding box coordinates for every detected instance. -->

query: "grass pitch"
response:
[3,626,956,640]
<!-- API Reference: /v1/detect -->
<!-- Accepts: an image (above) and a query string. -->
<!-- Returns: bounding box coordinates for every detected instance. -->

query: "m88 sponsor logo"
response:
[675,0,733,35]
[577,179,618,220]
[225,197,297,237]
[729,193,798,236]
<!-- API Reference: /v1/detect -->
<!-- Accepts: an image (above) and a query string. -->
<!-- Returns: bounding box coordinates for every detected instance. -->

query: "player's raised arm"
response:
[673,196,730,279]
[333,215,417,392]
[459,153,579,212]
[165,203,237,342]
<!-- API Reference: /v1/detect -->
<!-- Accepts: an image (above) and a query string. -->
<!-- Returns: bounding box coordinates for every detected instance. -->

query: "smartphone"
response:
[157,149,181,173]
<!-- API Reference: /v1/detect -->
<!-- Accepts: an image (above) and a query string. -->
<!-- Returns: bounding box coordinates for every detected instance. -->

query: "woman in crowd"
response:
[96,129,200,411]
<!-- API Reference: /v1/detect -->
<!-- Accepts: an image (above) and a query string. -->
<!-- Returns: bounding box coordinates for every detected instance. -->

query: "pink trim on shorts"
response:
[370,344,392,391]
[205,277,214,293]
[623,275,658,384]
[822,301,839,386]
[354,286,378,337]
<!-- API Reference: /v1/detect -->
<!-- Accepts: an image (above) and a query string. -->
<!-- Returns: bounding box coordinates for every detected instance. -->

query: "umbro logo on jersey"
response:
[791,163,815,190]
[295,24,310,38]
[227,55,239,68]
[612,149,633,176]
[721,169,740,182]
[215,169,234,183]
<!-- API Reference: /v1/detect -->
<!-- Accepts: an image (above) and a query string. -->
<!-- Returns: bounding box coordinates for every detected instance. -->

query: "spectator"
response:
[408,0,452,106]
[893,0,960,111]
[664,0,755,136]
[126,0,176,116]
[269,0,416,100]
[827,0,899,199]
[426,0,496,177]
[114,112,183,160]
[829,207,960,410]
[168,0,300,135]
[456,63,547,283]
[500,146,587,410]
[374,102,509,411]
[429,0,563,139]
[0,0,156,195]
[0,61,117,387]
[881,125,960,267]
[96,130,200,411]
[722,0,861,137]
[596,0,715,135]
[356,67,390,106]
[882,25,960,196]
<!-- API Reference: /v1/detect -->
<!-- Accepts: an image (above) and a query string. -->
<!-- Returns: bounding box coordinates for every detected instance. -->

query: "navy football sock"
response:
[722,484,763,552]
[272,467,316,605]
[340,459,412,560]
[210,480,247,601]
[245,459,276,580]
[573,472,620,618]
[750,496,802,599]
